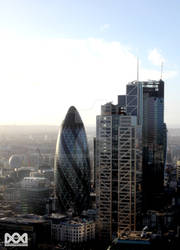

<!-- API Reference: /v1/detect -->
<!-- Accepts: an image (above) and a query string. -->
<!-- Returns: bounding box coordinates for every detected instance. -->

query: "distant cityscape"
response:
[0,80,180,249]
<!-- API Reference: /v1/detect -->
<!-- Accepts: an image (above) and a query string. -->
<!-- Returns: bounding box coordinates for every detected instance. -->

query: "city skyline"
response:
[0,1,179,127]
[0,2,180,249]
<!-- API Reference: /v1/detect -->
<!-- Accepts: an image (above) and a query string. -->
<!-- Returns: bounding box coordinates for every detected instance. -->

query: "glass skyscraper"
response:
[142,80,167,209]
[119,80,167,209]
[54,106,90,215]
[96,79,167,240]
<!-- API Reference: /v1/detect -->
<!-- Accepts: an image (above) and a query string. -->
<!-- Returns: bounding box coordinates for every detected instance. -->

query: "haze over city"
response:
[1,1,180,250]
[0,0,179,127]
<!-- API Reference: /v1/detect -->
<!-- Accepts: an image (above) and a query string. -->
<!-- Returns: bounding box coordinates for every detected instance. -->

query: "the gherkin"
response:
[54,106,90,214]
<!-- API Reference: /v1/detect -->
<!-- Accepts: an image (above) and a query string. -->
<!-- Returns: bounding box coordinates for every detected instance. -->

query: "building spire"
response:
[137,57,139,81]
[160,62,163,80]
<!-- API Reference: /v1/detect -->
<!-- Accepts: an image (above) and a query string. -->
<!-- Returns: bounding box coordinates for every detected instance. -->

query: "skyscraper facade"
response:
[95,79,167,240]
[124,80,167,209]
[96,102,142,240]
[54,106,90,215]
[142,80,167,209]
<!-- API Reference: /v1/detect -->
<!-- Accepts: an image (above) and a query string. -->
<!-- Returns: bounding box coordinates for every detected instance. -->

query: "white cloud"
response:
[100,24,110,32]
[148,48,165,66]
[0,38,177,125]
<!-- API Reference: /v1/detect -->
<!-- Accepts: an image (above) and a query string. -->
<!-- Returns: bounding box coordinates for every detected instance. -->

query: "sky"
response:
[0,0,179,127]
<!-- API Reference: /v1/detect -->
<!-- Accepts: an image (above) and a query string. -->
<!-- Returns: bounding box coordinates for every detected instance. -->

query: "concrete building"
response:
[50,215,95,243]
[21,176,50,188]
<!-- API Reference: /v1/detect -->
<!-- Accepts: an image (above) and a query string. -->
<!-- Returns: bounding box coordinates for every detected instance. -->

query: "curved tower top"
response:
[54,106,90,215]
[62,106,84,129]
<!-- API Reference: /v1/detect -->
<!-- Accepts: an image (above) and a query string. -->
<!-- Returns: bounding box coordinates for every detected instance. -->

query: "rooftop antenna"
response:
[160,62,163,80]
[137,57,139,81]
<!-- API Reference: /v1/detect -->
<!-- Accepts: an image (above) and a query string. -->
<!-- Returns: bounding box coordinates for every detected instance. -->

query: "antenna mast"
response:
[160,62,163,79]
[137,57,139,81]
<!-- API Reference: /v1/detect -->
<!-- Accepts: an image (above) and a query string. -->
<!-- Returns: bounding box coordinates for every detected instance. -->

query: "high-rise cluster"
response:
[53,80,166,242]
[95,80,167,240]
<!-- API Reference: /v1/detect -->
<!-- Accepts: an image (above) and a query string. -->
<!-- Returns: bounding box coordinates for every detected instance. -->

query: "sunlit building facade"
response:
[95,79,167,240]
[96,102,142,240]
[54,106,90,215]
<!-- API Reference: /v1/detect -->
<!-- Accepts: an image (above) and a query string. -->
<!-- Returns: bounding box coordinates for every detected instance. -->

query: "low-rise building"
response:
[0,215,51,248]
[50,215,95,243]
[142,210,175,230]
[176,161,180,181]
[19,177,50,215]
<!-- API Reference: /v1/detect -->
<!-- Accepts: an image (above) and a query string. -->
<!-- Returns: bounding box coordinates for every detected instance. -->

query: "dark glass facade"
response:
[119,80,167,210]
[54,106,90,214]
[142,80,166,209]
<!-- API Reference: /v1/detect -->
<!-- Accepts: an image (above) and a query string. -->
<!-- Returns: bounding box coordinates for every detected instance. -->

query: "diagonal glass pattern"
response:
[54,106,90,214]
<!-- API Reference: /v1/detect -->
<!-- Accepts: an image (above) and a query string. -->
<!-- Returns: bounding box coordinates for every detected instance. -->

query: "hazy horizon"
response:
[0,124,179,129]
[0,1,179,126]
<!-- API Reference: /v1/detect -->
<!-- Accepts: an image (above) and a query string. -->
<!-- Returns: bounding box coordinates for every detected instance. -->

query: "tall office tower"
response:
[142,80,167,209]
[54,106,91,215]
[119,80,167,209]
[93,137,96,189]
[96,102,142,241]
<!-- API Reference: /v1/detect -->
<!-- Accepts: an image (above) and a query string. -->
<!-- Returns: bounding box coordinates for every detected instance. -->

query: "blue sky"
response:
[0,0,179,127]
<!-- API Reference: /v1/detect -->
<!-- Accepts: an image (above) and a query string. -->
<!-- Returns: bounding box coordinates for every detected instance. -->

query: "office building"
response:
[118,80,167,209]
[96,102,142,240]
[141,80,166,208]
[176,161,180,182]
[93,137,96,189]
[19,177,50,215]
[54,106,90,215]
[96,79,167,240]
[51,215,95,243]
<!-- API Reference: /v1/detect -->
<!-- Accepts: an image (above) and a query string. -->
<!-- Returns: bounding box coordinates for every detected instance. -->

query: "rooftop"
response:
[0,214,47,225]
